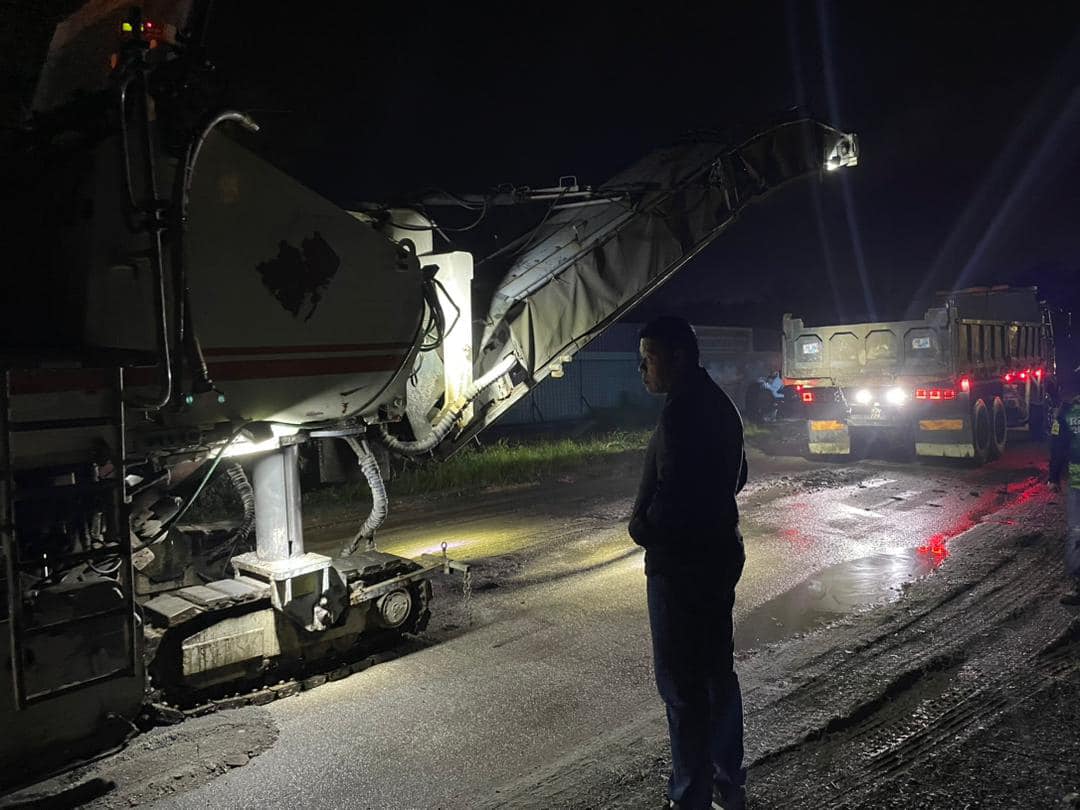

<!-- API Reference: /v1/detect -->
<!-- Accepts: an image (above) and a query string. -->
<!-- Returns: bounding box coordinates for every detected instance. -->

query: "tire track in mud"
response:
[744,541,1047,763]
[743,478,1049,736]
[854,609,1078,781]
[823,622,1080,810]
[747,506,1075,810]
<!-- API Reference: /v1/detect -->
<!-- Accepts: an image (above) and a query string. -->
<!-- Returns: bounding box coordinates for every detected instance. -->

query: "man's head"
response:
[638,316,699,394]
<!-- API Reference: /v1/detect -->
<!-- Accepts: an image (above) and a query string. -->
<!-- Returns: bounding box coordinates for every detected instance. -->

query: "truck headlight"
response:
[885,387,907,405]
[855,389,873,404]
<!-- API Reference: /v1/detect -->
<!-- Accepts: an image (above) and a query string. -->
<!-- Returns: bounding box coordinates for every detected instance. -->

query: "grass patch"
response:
[742,422,769,439]
[384,429,651,498]
[187,429,653,521]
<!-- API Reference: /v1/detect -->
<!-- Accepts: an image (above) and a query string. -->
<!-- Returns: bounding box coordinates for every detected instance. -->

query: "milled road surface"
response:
[130,434,1053,810]
[7,434,1058,809]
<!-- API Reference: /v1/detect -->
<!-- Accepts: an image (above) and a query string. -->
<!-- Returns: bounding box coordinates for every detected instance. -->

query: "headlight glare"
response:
[855,389,873,405]
[885,387,907,405]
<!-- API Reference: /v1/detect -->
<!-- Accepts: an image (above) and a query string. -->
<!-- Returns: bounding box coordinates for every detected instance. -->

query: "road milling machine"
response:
[0,0,858,785]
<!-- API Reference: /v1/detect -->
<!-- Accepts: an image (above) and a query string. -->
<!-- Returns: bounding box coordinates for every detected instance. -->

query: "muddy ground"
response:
[483,490,1080,809]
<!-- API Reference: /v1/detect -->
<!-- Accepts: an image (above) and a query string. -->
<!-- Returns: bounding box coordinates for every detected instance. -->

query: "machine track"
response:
[149,630,433,722]
[140,549,439,719]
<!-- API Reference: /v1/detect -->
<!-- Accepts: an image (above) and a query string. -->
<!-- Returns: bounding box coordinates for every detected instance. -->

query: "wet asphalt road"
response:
[156,434,1048,810]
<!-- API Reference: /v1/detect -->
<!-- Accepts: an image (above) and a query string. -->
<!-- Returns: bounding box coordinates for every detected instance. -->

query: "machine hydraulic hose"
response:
[341,437,389,555]
[117,71,173,411]
[175,110,261,397]
[225,462,256,546]
[378,355,518,456]
[204,462,256,566]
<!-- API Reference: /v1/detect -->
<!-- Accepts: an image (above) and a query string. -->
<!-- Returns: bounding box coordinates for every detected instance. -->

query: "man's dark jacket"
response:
[629,366,748,576]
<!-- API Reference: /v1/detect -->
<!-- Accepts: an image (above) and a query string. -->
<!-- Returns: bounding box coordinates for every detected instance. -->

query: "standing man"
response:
[630,316,749,810]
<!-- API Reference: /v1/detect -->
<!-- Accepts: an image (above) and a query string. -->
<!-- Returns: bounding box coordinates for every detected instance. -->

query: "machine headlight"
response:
[855,389,873,405]
[885,387,907,405]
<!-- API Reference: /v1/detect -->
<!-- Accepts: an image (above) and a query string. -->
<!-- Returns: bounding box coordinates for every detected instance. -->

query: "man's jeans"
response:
[647,566,745,809]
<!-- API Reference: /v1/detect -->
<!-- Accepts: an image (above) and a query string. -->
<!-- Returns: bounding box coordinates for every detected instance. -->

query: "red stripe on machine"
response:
[202,343,413,356]
[9,354,405,394]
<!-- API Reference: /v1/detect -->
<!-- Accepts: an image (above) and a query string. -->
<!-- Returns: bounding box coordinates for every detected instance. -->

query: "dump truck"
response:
[783,287,1057,462]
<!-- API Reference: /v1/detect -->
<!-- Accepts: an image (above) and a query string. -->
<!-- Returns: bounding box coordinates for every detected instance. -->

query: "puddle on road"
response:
[736,548,945,649]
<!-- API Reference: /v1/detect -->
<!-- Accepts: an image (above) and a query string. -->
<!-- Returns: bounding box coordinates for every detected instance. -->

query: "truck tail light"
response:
[1018,370,1028,381]
[959,377,971,393]
[1003,372,1014,383]
[1035,368,1043,381]
[920,388,957,401]
[802,391,815,403]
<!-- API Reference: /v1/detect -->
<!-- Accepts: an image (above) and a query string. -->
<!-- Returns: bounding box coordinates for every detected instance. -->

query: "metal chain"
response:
[461,568,474,626]
[441,540,474,625]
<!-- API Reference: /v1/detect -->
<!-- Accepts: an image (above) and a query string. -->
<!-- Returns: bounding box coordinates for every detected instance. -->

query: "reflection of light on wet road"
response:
[837,503,881,519]
[408,540,466,557]
[913,478,1044,560]
[324,517,641,591]
[738,470,1047,649]
[518,535,639,585]
[917,533,952,560]
[737,547,946,648]
[335,526,526,563]
[857,477,896,489]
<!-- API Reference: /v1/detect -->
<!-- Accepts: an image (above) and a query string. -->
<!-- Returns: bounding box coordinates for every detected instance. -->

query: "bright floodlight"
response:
[855,389,873,404]
[886,387,907,405]
[825,134,859,171]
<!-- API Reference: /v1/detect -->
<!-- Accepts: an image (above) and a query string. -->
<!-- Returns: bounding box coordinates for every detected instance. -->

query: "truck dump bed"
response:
[782,309,952,386]
[783,288,1048,387]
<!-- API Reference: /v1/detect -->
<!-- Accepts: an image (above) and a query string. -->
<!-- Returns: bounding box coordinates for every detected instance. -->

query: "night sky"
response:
[5,2,1080,338]
[204,2,1079,330]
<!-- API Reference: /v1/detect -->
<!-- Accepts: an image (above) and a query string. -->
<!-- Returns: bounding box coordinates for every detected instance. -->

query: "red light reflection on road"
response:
[1010,482,1039,505]
[917,532,952,560]
[780,527,812,547]
[916,479,1045,561]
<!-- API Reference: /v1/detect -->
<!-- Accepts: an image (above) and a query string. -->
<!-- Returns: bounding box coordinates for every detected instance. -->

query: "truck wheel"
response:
[1029,402,1046,439]
[971,398,991,465]
[989,396,1007,459]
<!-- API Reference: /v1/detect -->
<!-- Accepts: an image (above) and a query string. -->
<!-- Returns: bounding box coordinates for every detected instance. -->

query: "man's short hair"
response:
[639,316,700,365]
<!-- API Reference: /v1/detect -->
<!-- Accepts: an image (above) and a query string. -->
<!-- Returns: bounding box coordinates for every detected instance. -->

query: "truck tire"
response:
[1029,401,1046,439]
[989,396,1007,459]
[972,398,992,465]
